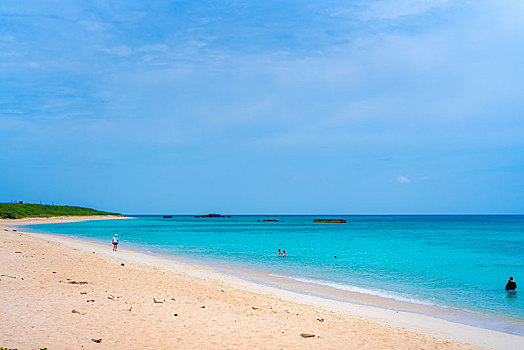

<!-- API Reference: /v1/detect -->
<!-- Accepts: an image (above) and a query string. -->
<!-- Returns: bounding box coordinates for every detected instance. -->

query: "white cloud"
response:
[78,20,108,33]
[361,0,452,21]
[0,35,15,42]
[103,45,133,57]
[138,44,170,53]
[397,175,411,184]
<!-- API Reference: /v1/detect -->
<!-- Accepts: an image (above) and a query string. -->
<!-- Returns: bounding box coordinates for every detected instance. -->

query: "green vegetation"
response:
[0,203,122,219]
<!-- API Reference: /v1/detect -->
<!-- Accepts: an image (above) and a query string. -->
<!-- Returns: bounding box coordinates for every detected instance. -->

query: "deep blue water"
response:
[27,215,524,321]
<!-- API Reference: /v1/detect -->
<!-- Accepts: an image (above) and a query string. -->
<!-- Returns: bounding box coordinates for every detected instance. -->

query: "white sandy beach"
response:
[1,216,522,349]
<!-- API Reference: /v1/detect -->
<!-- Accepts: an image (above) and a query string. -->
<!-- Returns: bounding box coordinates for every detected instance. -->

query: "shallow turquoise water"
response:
[27,215,523,322]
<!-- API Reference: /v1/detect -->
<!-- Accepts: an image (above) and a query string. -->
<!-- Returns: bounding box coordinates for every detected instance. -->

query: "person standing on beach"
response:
[112,234,119,251]
[506,277,517,292]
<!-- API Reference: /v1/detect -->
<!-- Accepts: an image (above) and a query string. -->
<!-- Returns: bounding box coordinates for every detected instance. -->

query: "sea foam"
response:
[269,274,436,306]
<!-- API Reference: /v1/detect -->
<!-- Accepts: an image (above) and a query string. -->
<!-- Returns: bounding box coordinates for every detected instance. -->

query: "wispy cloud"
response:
[397,176,411,184]
[1,1,523,213]
[361,0,453,21]
[102,45,133,57]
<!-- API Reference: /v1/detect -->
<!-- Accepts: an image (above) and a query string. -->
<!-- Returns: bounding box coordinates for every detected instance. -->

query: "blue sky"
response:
[1,0,523,214]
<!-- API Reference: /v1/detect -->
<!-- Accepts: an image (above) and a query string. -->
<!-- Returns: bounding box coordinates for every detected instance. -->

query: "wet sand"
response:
[1,217,522,349]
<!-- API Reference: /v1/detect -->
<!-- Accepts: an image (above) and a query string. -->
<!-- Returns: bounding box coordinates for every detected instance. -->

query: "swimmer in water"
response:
[278,249,282,256]
[282,250,286,257]
[506,277,517,293]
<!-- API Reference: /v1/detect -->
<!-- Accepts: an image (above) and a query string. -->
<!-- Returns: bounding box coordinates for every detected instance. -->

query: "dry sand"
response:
[0,217,522,349]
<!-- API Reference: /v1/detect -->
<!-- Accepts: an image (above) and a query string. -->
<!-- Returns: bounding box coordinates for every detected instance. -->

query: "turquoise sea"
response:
[26,215,524,334]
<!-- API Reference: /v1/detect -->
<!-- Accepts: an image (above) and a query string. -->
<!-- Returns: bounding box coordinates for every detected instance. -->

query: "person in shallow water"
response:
[282,250,286,257]
[278,249,282,256]
[505,277,517,292]
[112,234,119,251]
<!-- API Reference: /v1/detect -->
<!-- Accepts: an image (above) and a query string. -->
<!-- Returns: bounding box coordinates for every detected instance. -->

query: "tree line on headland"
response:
[0,202,122,219]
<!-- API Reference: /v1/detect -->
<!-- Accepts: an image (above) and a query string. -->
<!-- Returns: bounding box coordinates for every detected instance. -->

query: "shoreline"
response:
[159,254,524,336]
[21,217,524,337]
[0,215,129,228]
[2,216,522,349]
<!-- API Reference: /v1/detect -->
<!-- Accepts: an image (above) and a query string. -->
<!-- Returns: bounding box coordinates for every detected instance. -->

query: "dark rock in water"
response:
[262,220,279,222]
[91,338,102,343]
[300,333,315,338]
[194,214,227,218]
[162,216,173,218]
[313,219,347,223]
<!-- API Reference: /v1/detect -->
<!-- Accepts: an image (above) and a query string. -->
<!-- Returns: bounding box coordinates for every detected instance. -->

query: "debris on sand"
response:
[91,338,102,343]
[72,310,80,314]
[68,281,88,285]
[317,318,324,322]
[153,298,163,303]
[300,333,315,338]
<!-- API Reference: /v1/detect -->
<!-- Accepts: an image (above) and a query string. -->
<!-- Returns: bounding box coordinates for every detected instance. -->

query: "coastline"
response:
[1,217,523,349]
[21,216,524,336]
[0,215,129,227]
[159,254,524,336]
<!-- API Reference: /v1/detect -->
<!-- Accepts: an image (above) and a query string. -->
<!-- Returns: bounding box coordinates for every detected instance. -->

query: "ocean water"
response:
[27,215,523,327]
